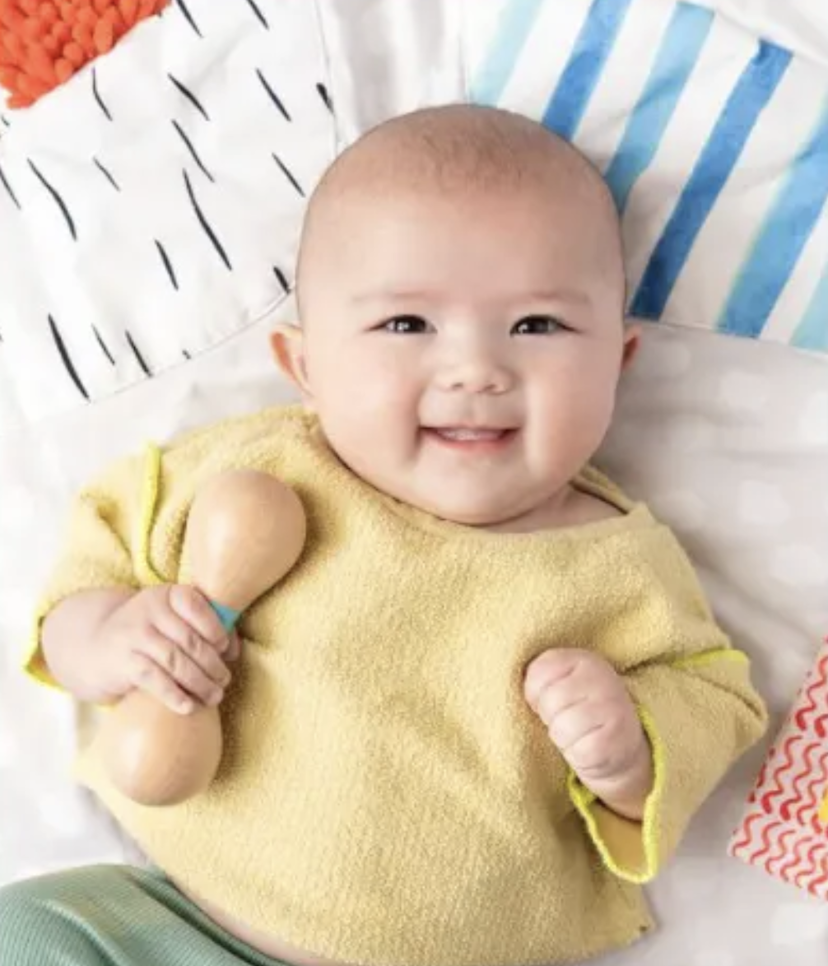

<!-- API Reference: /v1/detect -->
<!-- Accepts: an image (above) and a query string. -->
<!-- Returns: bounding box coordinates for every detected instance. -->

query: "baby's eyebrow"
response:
[521,289,593,308]
[347,288,597,314]
[350,288,592,304]
[350,289,436,305]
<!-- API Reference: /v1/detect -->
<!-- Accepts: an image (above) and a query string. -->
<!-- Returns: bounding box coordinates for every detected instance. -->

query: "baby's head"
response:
[274,104,639,527]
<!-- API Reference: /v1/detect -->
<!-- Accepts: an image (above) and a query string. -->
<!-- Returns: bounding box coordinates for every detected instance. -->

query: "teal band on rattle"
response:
[210,600,242,631]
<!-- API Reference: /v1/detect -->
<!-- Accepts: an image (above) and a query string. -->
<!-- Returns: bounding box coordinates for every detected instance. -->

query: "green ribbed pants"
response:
[0,865,289,965]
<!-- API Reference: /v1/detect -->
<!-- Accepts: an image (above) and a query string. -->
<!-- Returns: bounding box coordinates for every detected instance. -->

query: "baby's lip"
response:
[422,424,518,433]
[421,426,518,443]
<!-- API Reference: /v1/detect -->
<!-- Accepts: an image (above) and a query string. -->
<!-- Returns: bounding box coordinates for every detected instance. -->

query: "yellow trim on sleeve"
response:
[22,613,64,690]
[22,443,166,691]
[567,705,664,884]
[670,648,749,671]
[134,443,166,587]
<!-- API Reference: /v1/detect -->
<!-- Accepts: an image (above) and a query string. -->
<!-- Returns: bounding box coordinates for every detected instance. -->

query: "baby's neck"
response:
[482,484,621,535]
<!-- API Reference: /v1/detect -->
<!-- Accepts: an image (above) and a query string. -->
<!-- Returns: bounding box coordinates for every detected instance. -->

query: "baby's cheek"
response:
[342,361,416,420]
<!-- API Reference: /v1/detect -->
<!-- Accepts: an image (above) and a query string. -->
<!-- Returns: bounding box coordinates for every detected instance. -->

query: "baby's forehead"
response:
[296,106,623,299]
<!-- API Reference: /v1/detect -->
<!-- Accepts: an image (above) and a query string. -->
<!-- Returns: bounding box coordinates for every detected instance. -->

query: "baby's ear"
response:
[621,321,642,371]
[270,324,313,403]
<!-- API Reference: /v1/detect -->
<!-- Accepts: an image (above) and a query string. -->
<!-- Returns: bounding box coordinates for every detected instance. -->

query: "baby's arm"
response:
[41,588,135,701]
[525,532,767,883]
[524,649,653,820]
[28,445,236,713]
[42,585,236,712]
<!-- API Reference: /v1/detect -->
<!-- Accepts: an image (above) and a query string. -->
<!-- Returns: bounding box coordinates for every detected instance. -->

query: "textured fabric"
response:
[0,0,333,421]
[0,864,285,966]
[25,404,767,966]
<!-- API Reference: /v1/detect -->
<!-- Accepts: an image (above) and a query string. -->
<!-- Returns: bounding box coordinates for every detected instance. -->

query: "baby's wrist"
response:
[579,740,654,822]
[41,588,137,702]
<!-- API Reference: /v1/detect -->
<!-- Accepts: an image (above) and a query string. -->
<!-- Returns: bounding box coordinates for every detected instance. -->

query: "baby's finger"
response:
[152,607,232,689]
[139,630,226,707]
[534,683,589,729]
[225,631,241,663]
[545,701,606,756]
[524,650,581,710]
[564,727,624,780]
[167,585,230,650]
[127,652,196,715]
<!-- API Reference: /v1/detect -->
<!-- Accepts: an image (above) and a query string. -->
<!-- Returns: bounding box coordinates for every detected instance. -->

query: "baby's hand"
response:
[94,585,238,715]
[524,648,653,819]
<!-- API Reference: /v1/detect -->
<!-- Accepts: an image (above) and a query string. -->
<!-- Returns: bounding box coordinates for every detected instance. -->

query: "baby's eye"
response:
[382,315,431,334]
[511,315,564,336]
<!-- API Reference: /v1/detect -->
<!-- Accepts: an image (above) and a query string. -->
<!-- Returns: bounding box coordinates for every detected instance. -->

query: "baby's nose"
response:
[437,359,514,395]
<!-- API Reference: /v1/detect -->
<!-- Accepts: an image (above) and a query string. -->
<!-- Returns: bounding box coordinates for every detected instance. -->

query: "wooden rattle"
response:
[96,470,306,807]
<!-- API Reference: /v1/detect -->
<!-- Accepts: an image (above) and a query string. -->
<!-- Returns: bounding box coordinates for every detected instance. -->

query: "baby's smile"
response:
[420,425,518,454]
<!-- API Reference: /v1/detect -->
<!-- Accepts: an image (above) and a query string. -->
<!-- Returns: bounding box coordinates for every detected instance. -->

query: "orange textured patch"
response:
[0,0,169,108]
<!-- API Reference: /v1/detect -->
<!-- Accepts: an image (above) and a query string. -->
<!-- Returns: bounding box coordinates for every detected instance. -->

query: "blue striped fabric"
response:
[469,0,828,353]
[541,0,634,139]
[604,3,714,213]
[469,0,546,104]
[792,263,828,352]
[630,41,792,320]
[718,102,828,338]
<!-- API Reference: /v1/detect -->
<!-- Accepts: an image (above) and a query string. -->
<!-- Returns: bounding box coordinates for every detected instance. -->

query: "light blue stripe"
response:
[541,0,635,139]
[792,261,828,352]
[604,3,714,213]
[718,102,828,338]
[631,40,792,320]
[210,600,241,631]
[469,0,546,105]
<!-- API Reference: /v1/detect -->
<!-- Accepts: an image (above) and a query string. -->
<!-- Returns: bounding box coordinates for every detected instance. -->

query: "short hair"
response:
[296,104,624,312]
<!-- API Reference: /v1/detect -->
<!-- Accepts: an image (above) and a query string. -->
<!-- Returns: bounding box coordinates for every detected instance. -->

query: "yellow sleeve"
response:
[568,534,768,883]
[23,406,298,690]
[23,448,164,688]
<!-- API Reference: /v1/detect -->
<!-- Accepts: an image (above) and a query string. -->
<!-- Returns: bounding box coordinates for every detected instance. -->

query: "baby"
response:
[0,105,766,966]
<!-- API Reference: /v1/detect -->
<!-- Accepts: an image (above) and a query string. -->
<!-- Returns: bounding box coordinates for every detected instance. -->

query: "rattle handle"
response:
[210,600,241,632]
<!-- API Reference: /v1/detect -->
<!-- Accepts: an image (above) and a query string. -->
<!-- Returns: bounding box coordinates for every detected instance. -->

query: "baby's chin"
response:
[412,490,540,530]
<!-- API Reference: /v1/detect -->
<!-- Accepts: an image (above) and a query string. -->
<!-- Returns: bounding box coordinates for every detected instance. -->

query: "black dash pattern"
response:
[272,266,289,293]
[256,69,291,121]
[0,160,21,209]
[28,160,76,239]
[93,157,121,191]
[168,73,210,121]
[172,120,214,182]
[316,83,333,112]
[242,0,269,29]
[91,67,113,121]
[48,314,88,399]
[93,326,116,365]
[155,239,180,290]
[126,330,151,375]
[183,169,232,269]
[175,0,202,37]
[271,152,304,197]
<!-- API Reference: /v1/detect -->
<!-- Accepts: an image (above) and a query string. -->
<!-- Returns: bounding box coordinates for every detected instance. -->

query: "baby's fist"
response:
[524,649,652,814]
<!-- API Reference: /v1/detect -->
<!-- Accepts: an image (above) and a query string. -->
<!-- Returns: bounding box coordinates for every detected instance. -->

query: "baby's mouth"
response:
[421,426,517,450]
[429,428,510,442]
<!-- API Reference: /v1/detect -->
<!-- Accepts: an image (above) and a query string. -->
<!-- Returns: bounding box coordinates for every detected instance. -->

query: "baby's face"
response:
[294,180,633,527]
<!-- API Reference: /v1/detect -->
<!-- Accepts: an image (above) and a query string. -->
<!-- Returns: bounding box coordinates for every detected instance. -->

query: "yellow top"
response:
[26,405,767,966]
